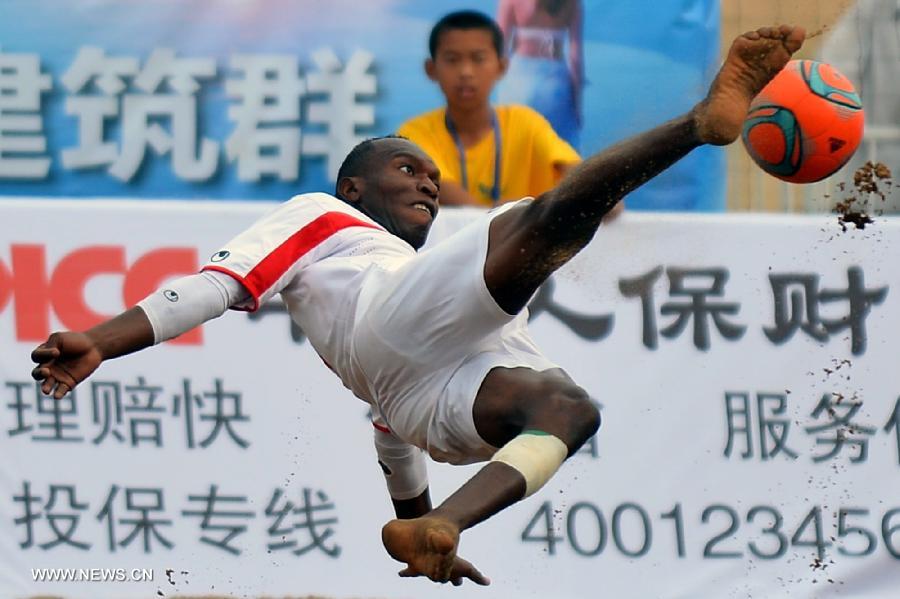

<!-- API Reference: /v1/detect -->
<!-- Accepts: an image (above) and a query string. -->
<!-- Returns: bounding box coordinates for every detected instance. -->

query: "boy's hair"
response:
[428,10,504,59]
[335,134,407,196]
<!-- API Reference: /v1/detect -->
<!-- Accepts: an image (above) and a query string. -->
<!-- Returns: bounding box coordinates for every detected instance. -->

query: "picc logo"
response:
[0,244,202,344]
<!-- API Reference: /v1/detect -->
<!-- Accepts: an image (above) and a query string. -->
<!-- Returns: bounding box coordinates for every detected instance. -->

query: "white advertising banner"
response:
[0,199,898,599]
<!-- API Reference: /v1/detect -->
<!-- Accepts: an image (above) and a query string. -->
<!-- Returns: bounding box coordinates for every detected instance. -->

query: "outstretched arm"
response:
[31,271,245,398]
[31,307,155,399]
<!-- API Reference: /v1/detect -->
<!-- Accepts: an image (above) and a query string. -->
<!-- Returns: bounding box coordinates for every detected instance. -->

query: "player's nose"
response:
[418,177,438,200]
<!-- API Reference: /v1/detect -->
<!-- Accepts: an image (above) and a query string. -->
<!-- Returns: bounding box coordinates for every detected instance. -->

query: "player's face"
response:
[426,29,506,111]
[359,139,441,250]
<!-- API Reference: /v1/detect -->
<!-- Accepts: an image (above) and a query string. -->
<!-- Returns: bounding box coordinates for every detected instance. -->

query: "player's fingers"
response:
[40,375,57,396]
[53,381,70,400]
[30,345,59,363]
[397,567,420,578]
[32,365,50,381]
[43,364,78,399]
[743,30,760,40]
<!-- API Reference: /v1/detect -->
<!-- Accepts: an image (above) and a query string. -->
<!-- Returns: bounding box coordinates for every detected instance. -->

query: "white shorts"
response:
[426,322,559,464]
[353,201,559,465]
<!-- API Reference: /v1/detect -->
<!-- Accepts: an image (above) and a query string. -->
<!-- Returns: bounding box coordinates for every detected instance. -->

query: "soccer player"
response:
[31,25,805,587]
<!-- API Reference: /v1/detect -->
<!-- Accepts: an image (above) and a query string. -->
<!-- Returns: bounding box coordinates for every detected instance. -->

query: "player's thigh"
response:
[483,199,588,314]
[360,216,515,364]
[427,348,561,464]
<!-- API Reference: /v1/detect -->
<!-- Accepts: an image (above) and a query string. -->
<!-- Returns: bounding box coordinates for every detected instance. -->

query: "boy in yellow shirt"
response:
[397,10,582,207]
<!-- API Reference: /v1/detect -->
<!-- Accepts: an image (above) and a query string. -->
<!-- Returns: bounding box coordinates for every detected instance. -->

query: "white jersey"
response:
[202,192,413,403]
[203,192,558,464]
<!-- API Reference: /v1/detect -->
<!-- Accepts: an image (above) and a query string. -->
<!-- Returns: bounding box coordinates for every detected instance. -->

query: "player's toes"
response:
[784,26,806,51]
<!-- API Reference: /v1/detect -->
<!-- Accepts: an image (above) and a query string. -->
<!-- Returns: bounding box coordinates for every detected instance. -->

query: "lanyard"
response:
[444,109,502,205]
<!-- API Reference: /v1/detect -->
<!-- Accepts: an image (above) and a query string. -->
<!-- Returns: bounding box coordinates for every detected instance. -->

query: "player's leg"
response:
[382,367,599,582]
[428,365,599,516]
[485,25,806,314]
[380,26,808,582]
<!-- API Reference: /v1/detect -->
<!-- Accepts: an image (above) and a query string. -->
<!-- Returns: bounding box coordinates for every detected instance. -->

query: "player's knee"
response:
[559,385,601,449]
[533,382,600,453]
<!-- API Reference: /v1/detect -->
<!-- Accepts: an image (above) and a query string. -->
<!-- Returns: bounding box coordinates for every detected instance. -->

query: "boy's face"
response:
[426,28,507,111]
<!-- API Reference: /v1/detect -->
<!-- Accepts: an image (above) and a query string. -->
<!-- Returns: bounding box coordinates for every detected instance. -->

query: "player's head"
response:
[425,11,507,112]
[336,136,440,250]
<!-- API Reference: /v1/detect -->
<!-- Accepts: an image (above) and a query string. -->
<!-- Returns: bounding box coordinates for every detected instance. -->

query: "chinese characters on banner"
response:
[14,481,341,557]
[1,203,898,598]
[0,46,376,183]
[250,265,888,357]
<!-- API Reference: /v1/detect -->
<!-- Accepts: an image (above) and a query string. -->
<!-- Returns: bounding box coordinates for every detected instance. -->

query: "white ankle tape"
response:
[490,431,568,497]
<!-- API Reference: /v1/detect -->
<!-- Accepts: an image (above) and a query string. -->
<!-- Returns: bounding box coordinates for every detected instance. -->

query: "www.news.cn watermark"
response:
[31,568,154,583]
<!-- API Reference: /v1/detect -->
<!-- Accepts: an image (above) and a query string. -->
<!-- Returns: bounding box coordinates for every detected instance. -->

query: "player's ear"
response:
[338,176,364,203]
[425,58,437,81]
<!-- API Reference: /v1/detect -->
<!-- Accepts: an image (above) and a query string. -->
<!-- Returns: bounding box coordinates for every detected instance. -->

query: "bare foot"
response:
[695,25,806,145]
[382,517,460,583]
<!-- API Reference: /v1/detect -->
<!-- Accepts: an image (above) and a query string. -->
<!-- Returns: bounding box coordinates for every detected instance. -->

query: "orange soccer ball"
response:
[741,59,864,183]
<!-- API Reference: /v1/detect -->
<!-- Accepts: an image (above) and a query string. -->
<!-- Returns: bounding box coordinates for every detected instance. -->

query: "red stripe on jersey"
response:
[203,212,381,311]
[372,422,392,434]
[244,212,380,299]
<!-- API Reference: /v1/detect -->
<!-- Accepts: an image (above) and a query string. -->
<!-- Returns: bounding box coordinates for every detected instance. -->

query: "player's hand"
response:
[31,331,103,399]
[398,555,490,586]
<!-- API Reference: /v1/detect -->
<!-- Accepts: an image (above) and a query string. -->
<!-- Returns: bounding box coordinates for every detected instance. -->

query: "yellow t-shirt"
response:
[397,104,580,207]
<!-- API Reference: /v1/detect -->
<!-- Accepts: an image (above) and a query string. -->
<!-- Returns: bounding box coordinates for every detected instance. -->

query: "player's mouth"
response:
[411,201,436,219]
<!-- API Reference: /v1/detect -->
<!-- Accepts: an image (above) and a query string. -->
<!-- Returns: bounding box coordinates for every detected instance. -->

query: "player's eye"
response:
[399,164,413,175]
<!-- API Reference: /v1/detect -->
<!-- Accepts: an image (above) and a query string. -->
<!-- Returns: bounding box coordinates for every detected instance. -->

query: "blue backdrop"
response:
[0,0,723,210]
